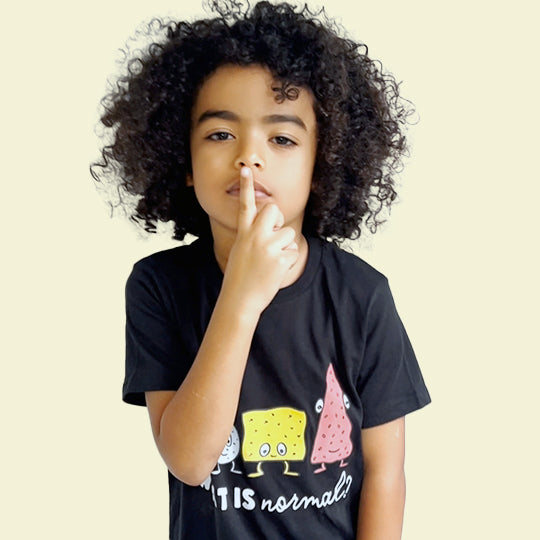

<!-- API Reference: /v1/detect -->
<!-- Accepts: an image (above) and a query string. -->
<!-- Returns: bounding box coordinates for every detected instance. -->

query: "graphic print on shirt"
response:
[201,426,242,490]
[200,365,355,513]
[241,407,307,478]
[213,426,242,475]
[311,364,353,473]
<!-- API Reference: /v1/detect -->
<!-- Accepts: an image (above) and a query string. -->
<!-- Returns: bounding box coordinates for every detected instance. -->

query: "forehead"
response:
[192,64,316,127]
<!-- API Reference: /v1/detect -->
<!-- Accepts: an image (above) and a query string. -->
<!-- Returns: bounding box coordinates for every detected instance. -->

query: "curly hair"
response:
[91,0,414,242]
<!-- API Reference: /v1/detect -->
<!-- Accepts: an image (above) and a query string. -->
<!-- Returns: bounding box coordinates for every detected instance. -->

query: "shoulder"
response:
[126,237,215,300]
[130,237,212,280]
[133,238,210,273]
[317,238,389,295]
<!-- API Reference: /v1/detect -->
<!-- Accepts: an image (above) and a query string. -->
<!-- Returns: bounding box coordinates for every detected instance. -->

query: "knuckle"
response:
[283,226,295,237]
[277,227,295,243]
[271,203,282,217]
[262,203,278,217]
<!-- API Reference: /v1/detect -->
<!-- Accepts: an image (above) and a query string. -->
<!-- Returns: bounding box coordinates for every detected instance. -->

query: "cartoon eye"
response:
[343,394,350,409]
[226,436,232,447]
[315,399,324,413]
[259,443,271,457]
[277,442,287,456]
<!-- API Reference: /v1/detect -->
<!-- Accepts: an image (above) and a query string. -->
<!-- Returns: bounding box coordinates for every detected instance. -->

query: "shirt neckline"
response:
[272,235,322,303]
[194,235,323,304]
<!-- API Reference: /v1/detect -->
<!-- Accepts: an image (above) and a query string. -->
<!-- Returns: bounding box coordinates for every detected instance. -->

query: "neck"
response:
[212,229,310,289]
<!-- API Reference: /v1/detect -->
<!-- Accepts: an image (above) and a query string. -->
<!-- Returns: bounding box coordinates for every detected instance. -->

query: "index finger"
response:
[237,166,257,230]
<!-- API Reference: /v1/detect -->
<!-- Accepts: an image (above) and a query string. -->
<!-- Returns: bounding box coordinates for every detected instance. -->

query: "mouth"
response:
[226,181,271,199]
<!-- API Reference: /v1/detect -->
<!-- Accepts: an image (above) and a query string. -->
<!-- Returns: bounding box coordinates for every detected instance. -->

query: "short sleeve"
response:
[357,278,431,428]
[122,260,188,406]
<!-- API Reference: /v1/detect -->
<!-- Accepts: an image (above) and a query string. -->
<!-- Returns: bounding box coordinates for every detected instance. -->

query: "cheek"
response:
[190,160,216,192]
[191,180,214,212]
[295,143,316,172]
[276,149,314,177]
[192,146,227,177]
[292,154,316,191]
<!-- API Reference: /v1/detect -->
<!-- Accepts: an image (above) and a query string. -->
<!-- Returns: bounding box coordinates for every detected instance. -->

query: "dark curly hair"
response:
[91,0,414,242]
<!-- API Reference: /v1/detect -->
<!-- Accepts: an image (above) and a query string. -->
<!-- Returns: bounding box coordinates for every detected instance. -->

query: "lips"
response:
[226,180,271,198]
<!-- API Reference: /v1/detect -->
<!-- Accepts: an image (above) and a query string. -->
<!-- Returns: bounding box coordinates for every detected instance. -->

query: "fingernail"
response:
[241,167,250,177]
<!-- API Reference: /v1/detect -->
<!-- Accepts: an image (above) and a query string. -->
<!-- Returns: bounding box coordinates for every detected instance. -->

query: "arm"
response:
[357,417,406,540]
[145,293,258,486]
[146,167,299,486]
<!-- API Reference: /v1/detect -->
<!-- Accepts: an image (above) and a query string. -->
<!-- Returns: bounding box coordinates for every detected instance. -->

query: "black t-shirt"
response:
[123,236,431,539]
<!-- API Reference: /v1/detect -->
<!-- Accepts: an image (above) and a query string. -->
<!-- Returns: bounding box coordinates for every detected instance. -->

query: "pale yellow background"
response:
[2,0,538,538]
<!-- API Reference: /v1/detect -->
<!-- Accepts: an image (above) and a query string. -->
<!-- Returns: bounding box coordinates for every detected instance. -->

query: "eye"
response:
[226,436,232,447]
[272,135,296,146]
[259,443,271,457]
[277,443,287,456]
[315,399,324,413]
[343,394,350,409]
[207,131,233,141]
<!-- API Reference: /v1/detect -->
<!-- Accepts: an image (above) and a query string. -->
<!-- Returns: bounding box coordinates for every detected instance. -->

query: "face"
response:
[189,64,317,241]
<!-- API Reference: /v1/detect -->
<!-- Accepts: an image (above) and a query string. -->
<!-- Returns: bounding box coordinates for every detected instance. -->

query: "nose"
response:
[234,139,265,170]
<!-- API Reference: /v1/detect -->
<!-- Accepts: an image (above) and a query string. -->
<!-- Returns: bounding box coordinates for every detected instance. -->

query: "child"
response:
[92,1,430,538]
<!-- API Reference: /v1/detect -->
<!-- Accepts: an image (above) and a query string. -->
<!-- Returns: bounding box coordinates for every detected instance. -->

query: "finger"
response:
[273,208,284,231]
[272,226,297,249]
[282,243,300,270]
[237,166,257,231]
[284,241,298,251]
[255,203,285,234]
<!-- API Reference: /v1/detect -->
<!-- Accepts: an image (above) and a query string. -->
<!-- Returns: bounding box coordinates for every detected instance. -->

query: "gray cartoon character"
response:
[201,426,242,490]
[212,426,242,475]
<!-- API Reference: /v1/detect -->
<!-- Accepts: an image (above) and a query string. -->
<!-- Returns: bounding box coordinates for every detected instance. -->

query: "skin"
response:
[144,64,406,539]
[188,63,317,286]
[357,417,406,540]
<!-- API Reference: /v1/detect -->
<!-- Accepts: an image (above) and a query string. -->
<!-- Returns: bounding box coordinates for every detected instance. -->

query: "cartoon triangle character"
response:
[311,364,353,473]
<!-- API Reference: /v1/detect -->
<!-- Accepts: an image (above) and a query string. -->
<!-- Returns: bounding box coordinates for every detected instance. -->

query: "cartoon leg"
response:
[283,461,299,477]
[230,461,242,475]
[248,462,265,478]
[200,475,211,490]
[339,460,348,468]
[211,464,221,475]
[313,462,327,474]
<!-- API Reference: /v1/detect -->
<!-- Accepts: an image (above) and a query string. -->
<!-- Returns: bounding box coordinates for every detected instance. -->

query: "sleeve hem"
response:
[361,390,431,429]
[122,384,179,407]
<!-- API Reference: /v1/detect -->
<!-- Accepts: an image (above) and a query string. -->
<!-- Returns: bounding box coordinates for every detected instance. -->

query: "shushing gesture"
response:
[221,166,300,316]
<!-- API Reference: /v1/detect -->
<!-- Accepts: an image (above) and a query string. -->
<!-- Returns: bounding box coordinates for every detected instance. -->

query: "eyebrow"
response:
[196,110,307,131]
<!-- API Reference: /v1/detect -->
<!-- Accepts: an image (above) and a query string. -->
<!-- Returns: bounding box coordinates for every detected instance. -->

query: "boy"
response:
[92,2,430,538]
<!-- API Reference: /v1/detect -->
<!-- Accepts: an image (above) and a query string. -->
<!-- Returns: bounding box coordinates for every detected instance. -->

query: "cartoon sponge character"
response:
[242,407,307,478]
[311,364,353,473]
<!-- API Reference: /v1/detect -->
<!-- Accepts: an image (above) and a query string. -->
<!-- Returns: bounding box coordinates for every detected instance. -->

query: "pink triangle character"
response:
[311,364,353,473]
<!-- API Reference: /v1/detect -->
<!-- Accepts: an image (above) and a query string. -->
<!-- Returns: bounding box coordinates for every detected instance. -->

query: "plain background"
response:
[2,0,538,538]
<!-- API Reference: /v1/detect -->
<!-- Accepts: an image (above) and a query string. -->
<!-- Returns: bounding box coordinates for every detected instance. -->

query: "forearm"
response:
[149,167,300,486]
[155,289,260,485]
[356,468,406,540]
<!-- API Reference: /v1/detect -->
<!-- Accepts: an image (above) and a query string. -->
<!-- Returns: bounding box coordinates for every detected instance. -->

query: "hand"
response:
[221,166,299,316]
